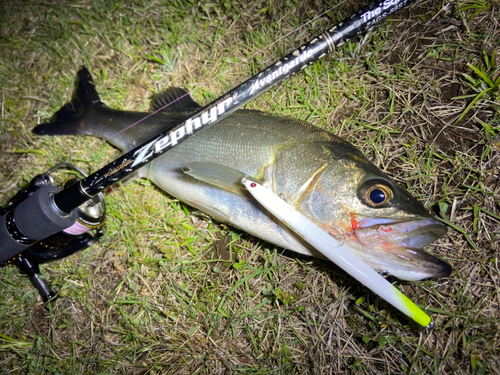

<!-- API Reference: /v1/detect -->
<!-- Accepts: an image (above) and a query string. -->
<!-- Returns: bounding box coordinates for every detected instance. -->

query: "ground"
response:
[0,0,499,374]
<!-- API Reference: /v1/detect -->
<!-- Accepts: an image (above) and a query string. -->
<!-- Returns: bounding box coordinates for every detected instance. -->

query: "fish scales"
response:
[33,67,452,281]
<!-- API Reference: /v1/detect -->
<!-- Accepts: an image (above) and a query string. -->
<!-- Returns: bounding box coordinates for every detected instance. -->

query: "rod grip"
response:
[0,185,77,263]
[15,185,76,239]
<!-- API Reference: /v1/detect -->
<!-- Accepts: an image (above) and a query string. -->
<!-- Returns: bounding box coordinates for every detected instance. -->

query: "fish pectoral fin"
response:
[182,162,256,194]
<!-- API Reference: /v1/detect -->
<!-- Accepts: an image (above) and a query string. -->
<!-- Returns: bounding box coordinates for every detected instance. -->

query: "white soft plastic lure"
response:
[243,178,433,328]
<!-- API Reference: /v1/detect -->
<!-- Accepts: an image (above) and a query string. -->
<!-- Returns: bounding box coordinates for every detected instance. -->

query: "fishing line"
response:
[112,1,349,137]
[49,0,418,215]
[1,0,433,325]
[1,0,418,271]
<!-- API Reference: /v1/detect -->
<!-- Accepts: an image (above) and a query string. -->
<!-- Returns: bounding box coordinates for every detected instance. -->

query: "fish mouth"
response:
[346,218,451,281]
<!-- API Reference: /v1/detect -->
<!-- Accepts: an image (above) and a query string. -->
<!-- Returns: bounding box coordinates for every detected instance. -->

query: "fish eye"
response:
[361,183,394,207]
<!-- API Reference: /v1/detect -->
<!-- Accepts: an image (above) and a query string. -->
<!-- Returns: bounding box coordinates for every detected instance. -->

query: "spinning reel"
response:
[0,163,106,303]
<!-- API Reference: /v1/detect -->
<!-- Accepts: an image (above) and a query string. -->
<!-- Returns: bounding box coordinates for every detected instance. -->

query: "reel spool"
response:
[22,177,106,264]
[1,163,106,303]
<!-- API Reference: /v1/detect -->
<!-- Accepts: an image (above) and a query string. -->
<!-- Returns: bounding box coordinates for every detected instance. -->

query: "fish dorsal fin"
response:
[182,162,260,194]
[151,88,201,112]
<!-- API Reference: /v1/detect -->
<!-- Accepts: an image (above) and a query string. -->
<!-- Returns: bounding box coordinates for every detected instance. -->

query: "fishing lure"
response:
[243,178,433,328]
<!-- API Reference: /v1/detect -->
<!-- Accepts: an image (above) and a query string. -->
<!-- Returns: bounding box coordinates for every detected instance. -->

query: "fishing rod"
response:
[1,0,418,315]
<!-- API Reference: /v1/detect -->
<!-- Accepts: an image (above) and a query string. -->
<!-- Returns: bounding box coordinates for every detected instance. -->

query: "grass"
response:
[1,0,499,373]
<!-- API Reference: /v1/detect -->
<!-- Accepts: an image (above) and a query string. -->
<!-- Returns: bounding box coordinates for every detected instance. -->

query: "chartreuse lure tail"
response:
[243,179,432,328]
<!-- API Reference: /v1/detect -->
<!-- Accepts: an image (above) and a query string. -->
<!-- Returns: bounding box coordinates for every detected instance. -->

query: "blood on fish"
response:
[349,213,359,230]
[380,226,393,233]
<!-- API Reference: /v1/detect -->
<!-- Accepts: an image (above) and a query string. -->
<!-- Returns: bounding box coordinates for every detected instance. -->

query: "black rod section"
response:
[54,0,415,214]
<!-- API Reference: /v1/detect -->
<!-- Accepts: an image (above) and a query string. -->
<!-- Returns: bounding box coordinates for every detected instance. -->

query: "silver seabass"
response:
[33,67,451,281]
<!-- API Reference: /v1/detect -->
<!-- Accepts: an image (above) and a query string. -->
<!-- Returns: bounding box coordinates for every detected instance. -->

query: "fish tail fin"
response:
[32,66,104,136]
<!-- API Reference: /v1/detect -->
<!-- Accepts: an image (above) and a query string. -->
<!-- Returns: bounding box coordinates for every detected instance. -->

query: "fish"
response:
[33,67,451,281]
